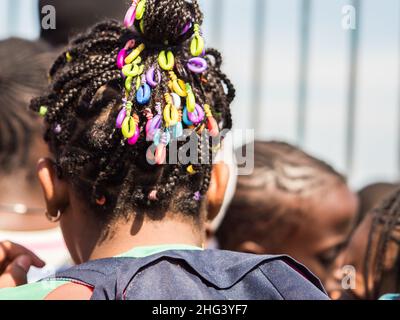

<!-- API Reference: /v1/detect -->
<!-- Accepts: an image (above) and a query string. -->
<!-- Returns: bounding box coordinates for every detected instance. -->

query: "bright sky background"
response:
[1,0,400,189]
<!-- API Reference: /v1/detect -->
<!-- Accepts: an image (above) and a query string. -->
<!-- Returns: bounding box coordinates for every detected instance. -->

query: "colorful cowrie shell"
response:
[136,83,151,105]
[171,93,182,109]
[146,114,162,141]
[186,84,196,112]
[158,50,175,71]
[127,126,141,145]
[163,104,179,127]
[146,66,161,88]
[183,108,194,126]
[135,0,146,20]
[121,116,137,139]
[187,57,208,74]
[124,0,139,27]
[125,76,134,92]
[125,43,145,64]
[187,104,205,125]
[116,108,127,129]
[122,63,140,77]
[172,78,187,97]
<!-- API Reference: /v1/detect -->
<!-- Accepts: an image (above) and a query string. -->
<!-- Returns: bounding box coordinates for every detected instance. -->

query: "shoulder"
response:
[0,280,70,300]
[257,256,329,300]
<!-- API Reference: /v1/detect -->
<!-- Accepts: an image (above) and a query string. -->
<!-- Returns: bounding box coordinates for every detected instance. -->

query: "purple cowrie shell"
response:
[146,66,161,88]
[187,57,208,74]
[188,104,205,125]
[116,108,127,129]
[181,22,192,35]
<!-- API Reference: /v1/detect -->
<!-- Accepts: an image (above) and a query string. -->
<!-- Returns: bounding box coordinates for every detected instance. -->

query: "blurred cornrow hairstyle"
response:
[243,141,346,194]
[363,187,400,299]
[30,0,235,223]
[0,38,54,177]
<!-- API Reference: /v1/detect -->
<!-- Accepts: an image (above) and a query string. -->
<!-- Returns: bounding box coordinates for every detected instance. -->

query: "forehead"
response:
[306,184,358,234]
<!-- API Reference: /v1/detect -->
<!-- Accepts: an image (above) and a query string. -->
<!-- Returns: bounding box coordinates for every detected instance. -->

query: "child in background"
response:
[0,38,70,283]
[0,0,327,300]
[327,188,400,300]
[217,141,358,288]
[356,182,399,227]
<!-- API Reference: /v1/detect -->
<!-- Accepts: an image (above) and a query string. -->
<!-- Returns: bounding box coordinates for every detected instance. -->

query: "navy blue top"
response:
[45,249,329,300]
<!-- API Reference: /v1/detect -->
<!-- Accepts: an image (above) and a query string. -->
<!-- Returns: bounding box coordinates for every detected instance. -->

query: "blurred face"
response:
[327,213,400,300]
[264,184,358,286]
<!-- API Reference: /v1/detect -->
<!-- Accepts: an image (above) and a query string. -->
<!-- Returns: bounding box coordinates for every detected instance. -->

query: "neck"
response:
[79,213,204,263]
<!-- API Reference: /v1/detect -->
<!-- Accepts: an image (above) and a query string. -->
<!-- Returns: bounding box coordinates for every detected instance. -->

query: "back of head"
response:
[217,141,347,250]
[357,182,399,226]
[364,187,400,299]
[0,38,54,182]
[30,0,235,225]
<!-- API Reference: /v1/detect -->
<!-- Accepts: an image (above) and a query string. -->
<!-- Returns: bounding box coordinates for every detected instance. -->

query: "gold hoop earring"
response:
[45,210,62,223]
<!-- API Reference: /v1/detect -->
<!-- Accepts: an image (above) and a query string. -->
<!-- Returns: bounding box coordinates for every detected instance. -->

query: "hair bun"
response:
[126,0,203,45]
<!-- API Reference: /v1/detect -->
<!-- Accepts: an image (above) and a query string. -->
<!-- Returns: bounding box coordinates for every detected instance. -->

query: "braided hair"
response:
[364,188,400,299]
[30,0,235,224]
[0,38,54,179]
[217,141,347,250]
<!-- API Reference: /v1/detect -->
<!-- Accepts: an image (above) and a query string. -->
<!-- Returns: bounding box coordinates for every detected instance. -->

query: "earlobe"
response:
[37,158,69,218]
[206,162,230,223]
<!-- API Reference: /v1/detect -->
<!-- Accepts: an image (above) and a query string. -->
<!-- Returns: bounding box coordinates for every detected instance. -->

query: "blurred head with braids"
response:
[0,38,71,275]
[216,141,358,285]
[327,187,400,300]
[0,38,54,230]
[30,0,235,264]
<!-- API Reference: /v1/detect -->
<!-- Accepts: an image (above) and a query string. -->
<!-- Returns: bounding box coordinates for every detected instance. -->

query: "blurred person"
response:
[39,0,127,46]
[327,188,400,300]
[356,182,399,227]
[0,38,70,281]
[0,0,327,299]
[216,141,358,287]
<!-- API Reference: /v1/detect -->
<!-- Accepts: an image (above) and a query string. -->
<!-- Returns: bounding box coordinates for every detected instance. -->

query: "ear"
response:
[206,162,230,223]
[37,158,69,218]
[237,241,267,255]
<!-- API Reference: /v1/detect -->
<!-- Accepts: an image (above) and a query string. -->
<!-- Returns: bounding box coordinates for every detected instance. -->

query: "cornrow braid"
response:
[30,0,235,224]
[364,188,400,299]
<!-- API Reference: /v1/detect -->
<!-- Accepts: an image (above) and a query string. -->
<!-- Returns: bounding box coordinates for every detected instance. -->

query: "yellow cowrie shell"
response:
[122,116,137,139]
[172,79,187,97]
[186,84,196,112]
[158,50,175,71]
[190,35,204,57]
[163,104,179,127]
[125,76,134,92]
[125,43,145,64]
[122,63,140,77]
[136,0,146,20]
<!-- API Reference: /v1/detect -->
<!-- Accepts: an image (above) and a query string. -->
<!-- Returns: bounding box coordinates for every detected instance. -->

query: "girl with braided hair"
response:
[0,0,327,300]
[327,187,400,300]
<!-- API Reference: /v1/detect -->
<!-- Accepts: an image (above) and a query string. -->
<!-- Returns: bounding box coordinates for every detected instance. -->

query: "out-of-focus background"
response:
[1,0,399,189]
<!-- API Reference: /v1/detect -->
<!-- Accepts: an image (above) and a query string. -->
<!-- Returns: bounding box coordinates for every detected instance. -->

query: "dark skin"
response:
[0,158,230,299]
[327,213,400,300]
[228,183,358,287]
[0,134,55,231]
